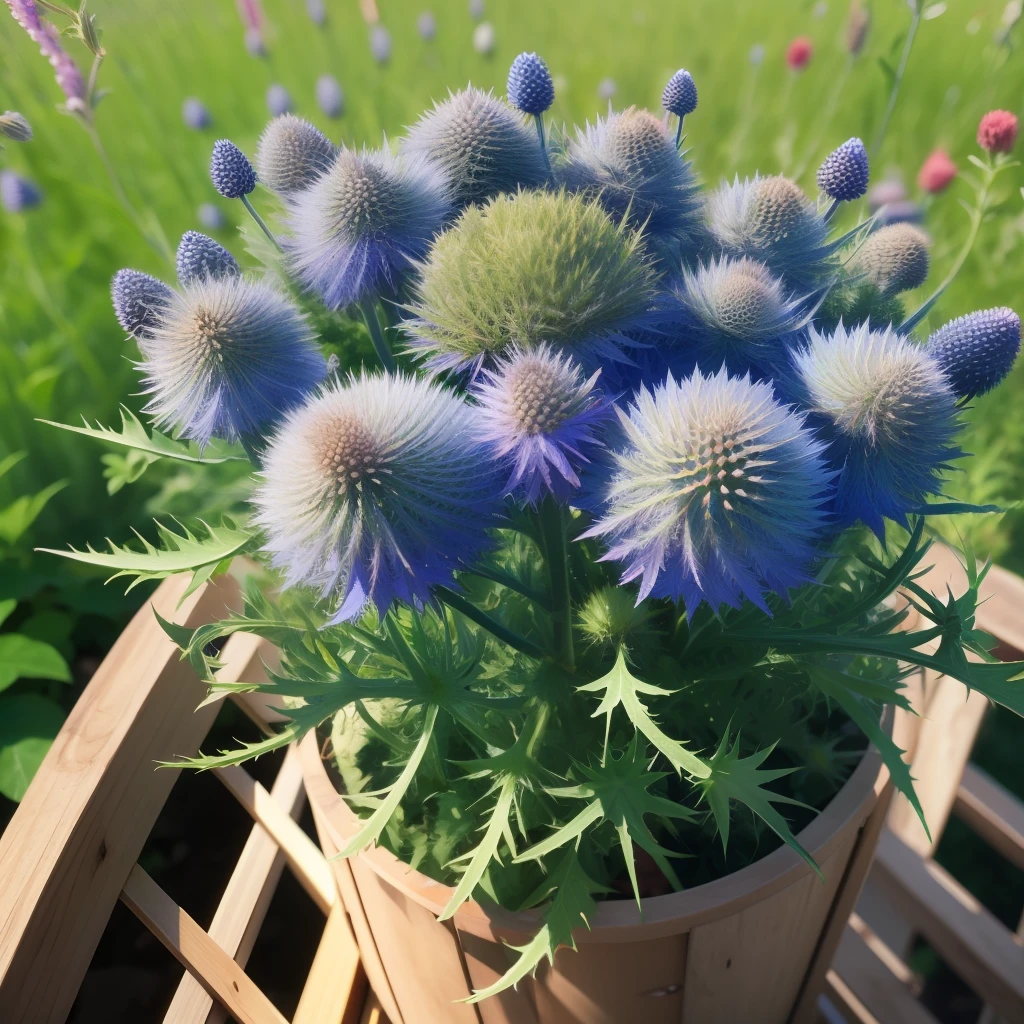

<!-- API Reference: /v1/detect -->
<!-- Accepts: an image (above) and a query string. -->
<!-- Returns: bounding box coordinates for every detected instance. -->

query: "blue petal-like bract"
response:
[112,269,173,340]
[662,69,698,117]
[176,231,240,285]
[254,372,499,621]
[507,52,555,115]
[584,368,833,615]
[816,138,869,202]
[210,140,256,199]
[926,307,1021,399]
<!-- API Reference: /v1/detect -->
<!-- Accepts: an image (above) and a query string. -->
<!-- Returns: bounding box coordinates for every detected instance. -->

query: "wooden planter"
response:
[300,725,893,1024]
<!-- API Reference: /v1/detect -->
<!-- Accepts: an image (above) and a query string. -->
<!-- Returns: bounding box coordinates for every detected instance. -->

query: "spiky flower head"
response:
[138,276,327,447]
[977,109,1018,154]
[417,11,436,40]
[254,372,498,621]
[786,36,813,70]
[794,322,960,533]
[817,137,869,201]
[402,88,548,209]
[198,202,226,230]
[111,269,173,340]
[255,115,336,195]
[407,190,658,373]
[926,307,1021,400]
[473,21,495,55]
[316,75,344,119]
[708,174,833,289]
[0,170,41,212]
[850,223,929,296]
[507,52,554,115]
[210,139,256,199]
[583,368,832,614]
[917,149,957,194]
[176,231,241,285]
[662,69,697,117]
[285,145,450,311]
[472,345,610,503]
[370,24,391,64]
[266,84,292,117]
[0,111,32,142]
[182,97,212,131]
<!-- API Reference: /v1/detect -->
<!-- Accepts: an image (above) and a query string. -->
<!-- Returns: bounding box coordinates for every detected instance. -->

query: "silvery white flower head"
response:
[254,371,499,622]
[473,21,495,56]
[266,84,293,117]
[138,276,327,448]
[582,367,833,616]
[708,174,835,290]
[284,144,451,311]
[316,75,344,119]
[401,87,549,209]
[370,24,392,64]
[111,269,173,340]
[255,114,336,195]
[926,307,1021,400]
[559,107,704,256]
[472,345,611,504]
[176,231,240,285]
[794,321,960,535]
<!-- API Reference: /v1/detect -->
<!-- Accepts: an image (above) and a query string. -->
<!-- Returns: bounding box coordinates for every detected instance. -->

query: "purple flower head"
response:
[175,231,240,285]
[817,137,869,202]
[0,170,42,212]
[256,115,336,195]
[137,276,327,448]
[473,345,611,504]
[417,11,436,40]
[182,97,212,131]
[582,368,833,616]
[284,144,451,311]
[926,307,1021,400]
[266,84,292,117]
[794,322,961,535]
[370,24,392,64]
[507,52,554,116]
[210,139,257,199]
[111,269,173,340]
[244,26,266,57]
[6,1,86,105]
[306,0,326,25]
[254,372,499,622]
[662,69,698,118]
[316,75,344,119]
[198,203,227,230]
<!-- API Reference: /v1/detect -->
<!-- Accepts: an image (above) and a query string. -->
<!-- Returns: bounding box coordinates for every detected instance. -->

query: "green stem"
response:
[791,55,853,183]
[238,434,263,468]
[675,115,683,149]
[240,194,281,252]
[359,296,396,372]
[870,4,922,158]
[525,700,552,760]
[533,114,551,174]
[434,587,547,661]
[463,567,551,609]
[538,499,574,672]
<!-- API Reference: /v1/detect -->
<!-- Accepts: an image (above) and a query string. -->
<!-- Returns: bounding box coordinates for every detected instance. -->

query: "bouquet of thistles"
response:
[49,54,1024,997]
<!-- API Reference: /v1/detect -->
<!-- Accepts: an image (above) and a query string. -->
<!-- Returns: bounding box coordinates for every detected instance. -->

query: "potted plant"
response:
[43,51,1024,1024]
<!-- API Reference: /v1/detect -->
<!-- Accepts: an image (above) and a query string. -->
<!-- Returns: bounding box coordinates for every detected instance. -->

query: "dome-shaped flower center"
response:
[314,413,389,494]
[749,176,808,246]
[711,269,778,338]
[672,429,754,511]
[605,109,673,177]
[192,308,232,362]
[853,224,930,296]
[325,155,398,236]
[507,359,574,435]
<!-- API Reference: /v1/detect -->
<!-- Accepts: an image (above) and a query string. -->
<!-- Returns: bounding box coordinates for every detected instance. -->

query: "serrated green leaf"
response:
[0,634,73,692]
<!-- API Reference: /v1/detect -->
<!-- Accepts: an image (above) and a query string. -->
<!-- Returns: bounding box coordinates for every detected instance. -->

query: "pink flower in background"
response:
[786,36,813,71]
[917,149,957,194]
[235,0,266,54]
[977,110,1019,154]
[5,0,86,105]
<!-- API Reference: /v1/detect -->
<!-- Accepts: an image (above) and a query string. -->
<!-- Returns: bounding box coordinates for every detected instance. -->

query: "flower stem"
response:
[434,586,547,661]
[870,4,922,158]
[538,499,575,672]
[533,114,551,174]
[675,115,683,149]
[791,55,853,183]
[238,434,263,468]
[240,194,282,251]
[360,296,396,372]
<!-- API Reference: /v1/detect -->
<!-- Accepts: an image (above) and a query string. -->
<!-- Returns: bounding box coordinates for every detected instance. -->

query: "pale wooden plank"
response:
[163,745,307,1024]
[954,764,1024,873]
[824,973,884,1024]
[214,762,336,915]
[360,993,389,1024]
[0,575,242,1024]
[292,902,366,1024]
[120,864,288,1024]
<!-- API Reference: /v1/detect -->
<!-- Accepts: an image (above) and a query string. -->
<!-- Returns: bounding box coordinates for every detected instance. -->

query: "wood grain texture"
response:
[955,764,1024,873]
[293,902,366,1024]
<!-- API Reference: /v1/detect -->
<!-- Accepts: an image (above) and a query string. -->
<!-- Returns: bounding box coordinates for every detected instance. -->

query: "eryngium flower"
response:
[401,88,548,208]
[407,190,658,373]
[417,11,436,40]
[138,276,327,447]
[662,69,697,117]
[850,223,929,296]
[254,372,497,621]
[473,345,609,503]
[285,146,450,311]
[507,52,554,115]
[469,0,484,19]
[255,115,336,195]
[926,307,1021,399]
[111,269,173,340]
[176,231,241,285]
[583,368,832,614]
[316,75,344,119]
[182,98,212,131]
[794,322,959,533]
[0,170,42,212]
[266,84,292,117]
[708,174,834,289]
[370,24,391,64]
[559,108,703,252]
[0,111,32,142]
[817,137,869,201]
[210,140,256,199]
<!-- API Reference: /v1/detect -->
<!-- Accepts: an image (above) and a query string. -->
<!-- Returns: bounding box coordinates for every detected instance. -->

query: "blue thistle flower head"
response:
[198,203,226,230]
[473,345,611,504]
[816,137,869,202]
[0,170,42,212]
[559,107,704,254]
[138,276,327,448]
[316,75,344,119]
[708,174,835,290]
[582,368,833,615]
[370,24,392,64]
[926,307,1021,399]
[176,231,241,285]
[507,52,555,116]
[662,69,697,117]
[181,97,212,131]
[417,11,437,41]
[266,84,293,118]
[401,87,549,209]
[794,321,961,535]
[284,144,451,311]
[111,269,173,340]
[254,372,499,622]
[255,115,336,196]
[210,140,256,199]
[850,223,930,297]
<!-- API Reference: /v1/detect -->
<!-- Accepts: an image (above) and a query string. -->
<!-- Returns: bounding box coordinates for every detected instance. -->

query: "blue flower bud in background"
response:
[198,203,227,231]
[597,77,617,101]
[662,69,698,118]
[370,24,392,64]
[926,307,1021,399]
[256,115,336,195]
[473,22,496,56]
[266,84,293,117]
[417,11,436,40]
[507,52,554,116]
[181,97,212,131]
[306,0,326,26]
[469,0,484,19]
[851,223,930,296]
[210,140,257,199]
[111,269,173,340]
[816,137,869,202]
[0,111,33,142]
[244,26,266,58]
[175,231,241,285]
[316,75,344,119]
[0,170,42,212]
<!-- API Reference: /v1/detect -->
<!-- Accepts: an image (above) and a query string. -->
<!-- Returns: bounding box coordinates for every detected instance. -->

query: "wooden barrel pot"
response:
[298,721,894,1024]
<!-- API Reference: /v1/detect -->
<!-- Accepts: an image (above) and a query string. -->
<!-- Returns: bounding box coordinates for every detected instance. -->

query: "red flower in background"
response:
[786,36,814,71]
[917,149,957,194]
[977,110,1019,154]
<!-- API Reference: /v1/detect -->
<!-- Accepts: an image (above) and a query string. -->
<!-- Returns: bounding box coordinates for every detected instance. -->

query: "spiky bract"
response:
[926,307,1021,400]
[816,137,869,202]
[255,115,336,195]
[661,69,697,117]
[254,372,498,621]
[401,88,549,208]
[176,231,241,285]
[111,269,173,340]
[850,223,929,297]
[507,52,555,115]
[584,368,832,614]
[210,140,256,199]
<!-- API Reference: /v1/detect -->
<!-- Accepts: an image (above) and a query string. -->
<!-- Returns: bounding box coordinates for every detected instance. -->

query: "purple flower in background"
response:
[0,111,32,142]
[0,169,42,212]
[236,0,265,55]
[198,203,227,230]
[597,78,616,102]
[267,84,292,117]
[306,0,326,26]
[370,24,392,64]
[316,75,344,119]
[6,0,86,107]
[244,26,265,57]
[182,97,212,130]
[418,11,437,40]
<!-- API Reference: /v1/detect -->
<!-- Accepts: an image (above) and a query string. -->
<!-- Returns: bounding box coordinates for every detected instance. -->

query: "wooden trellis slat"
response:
[955,764,1024,874]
